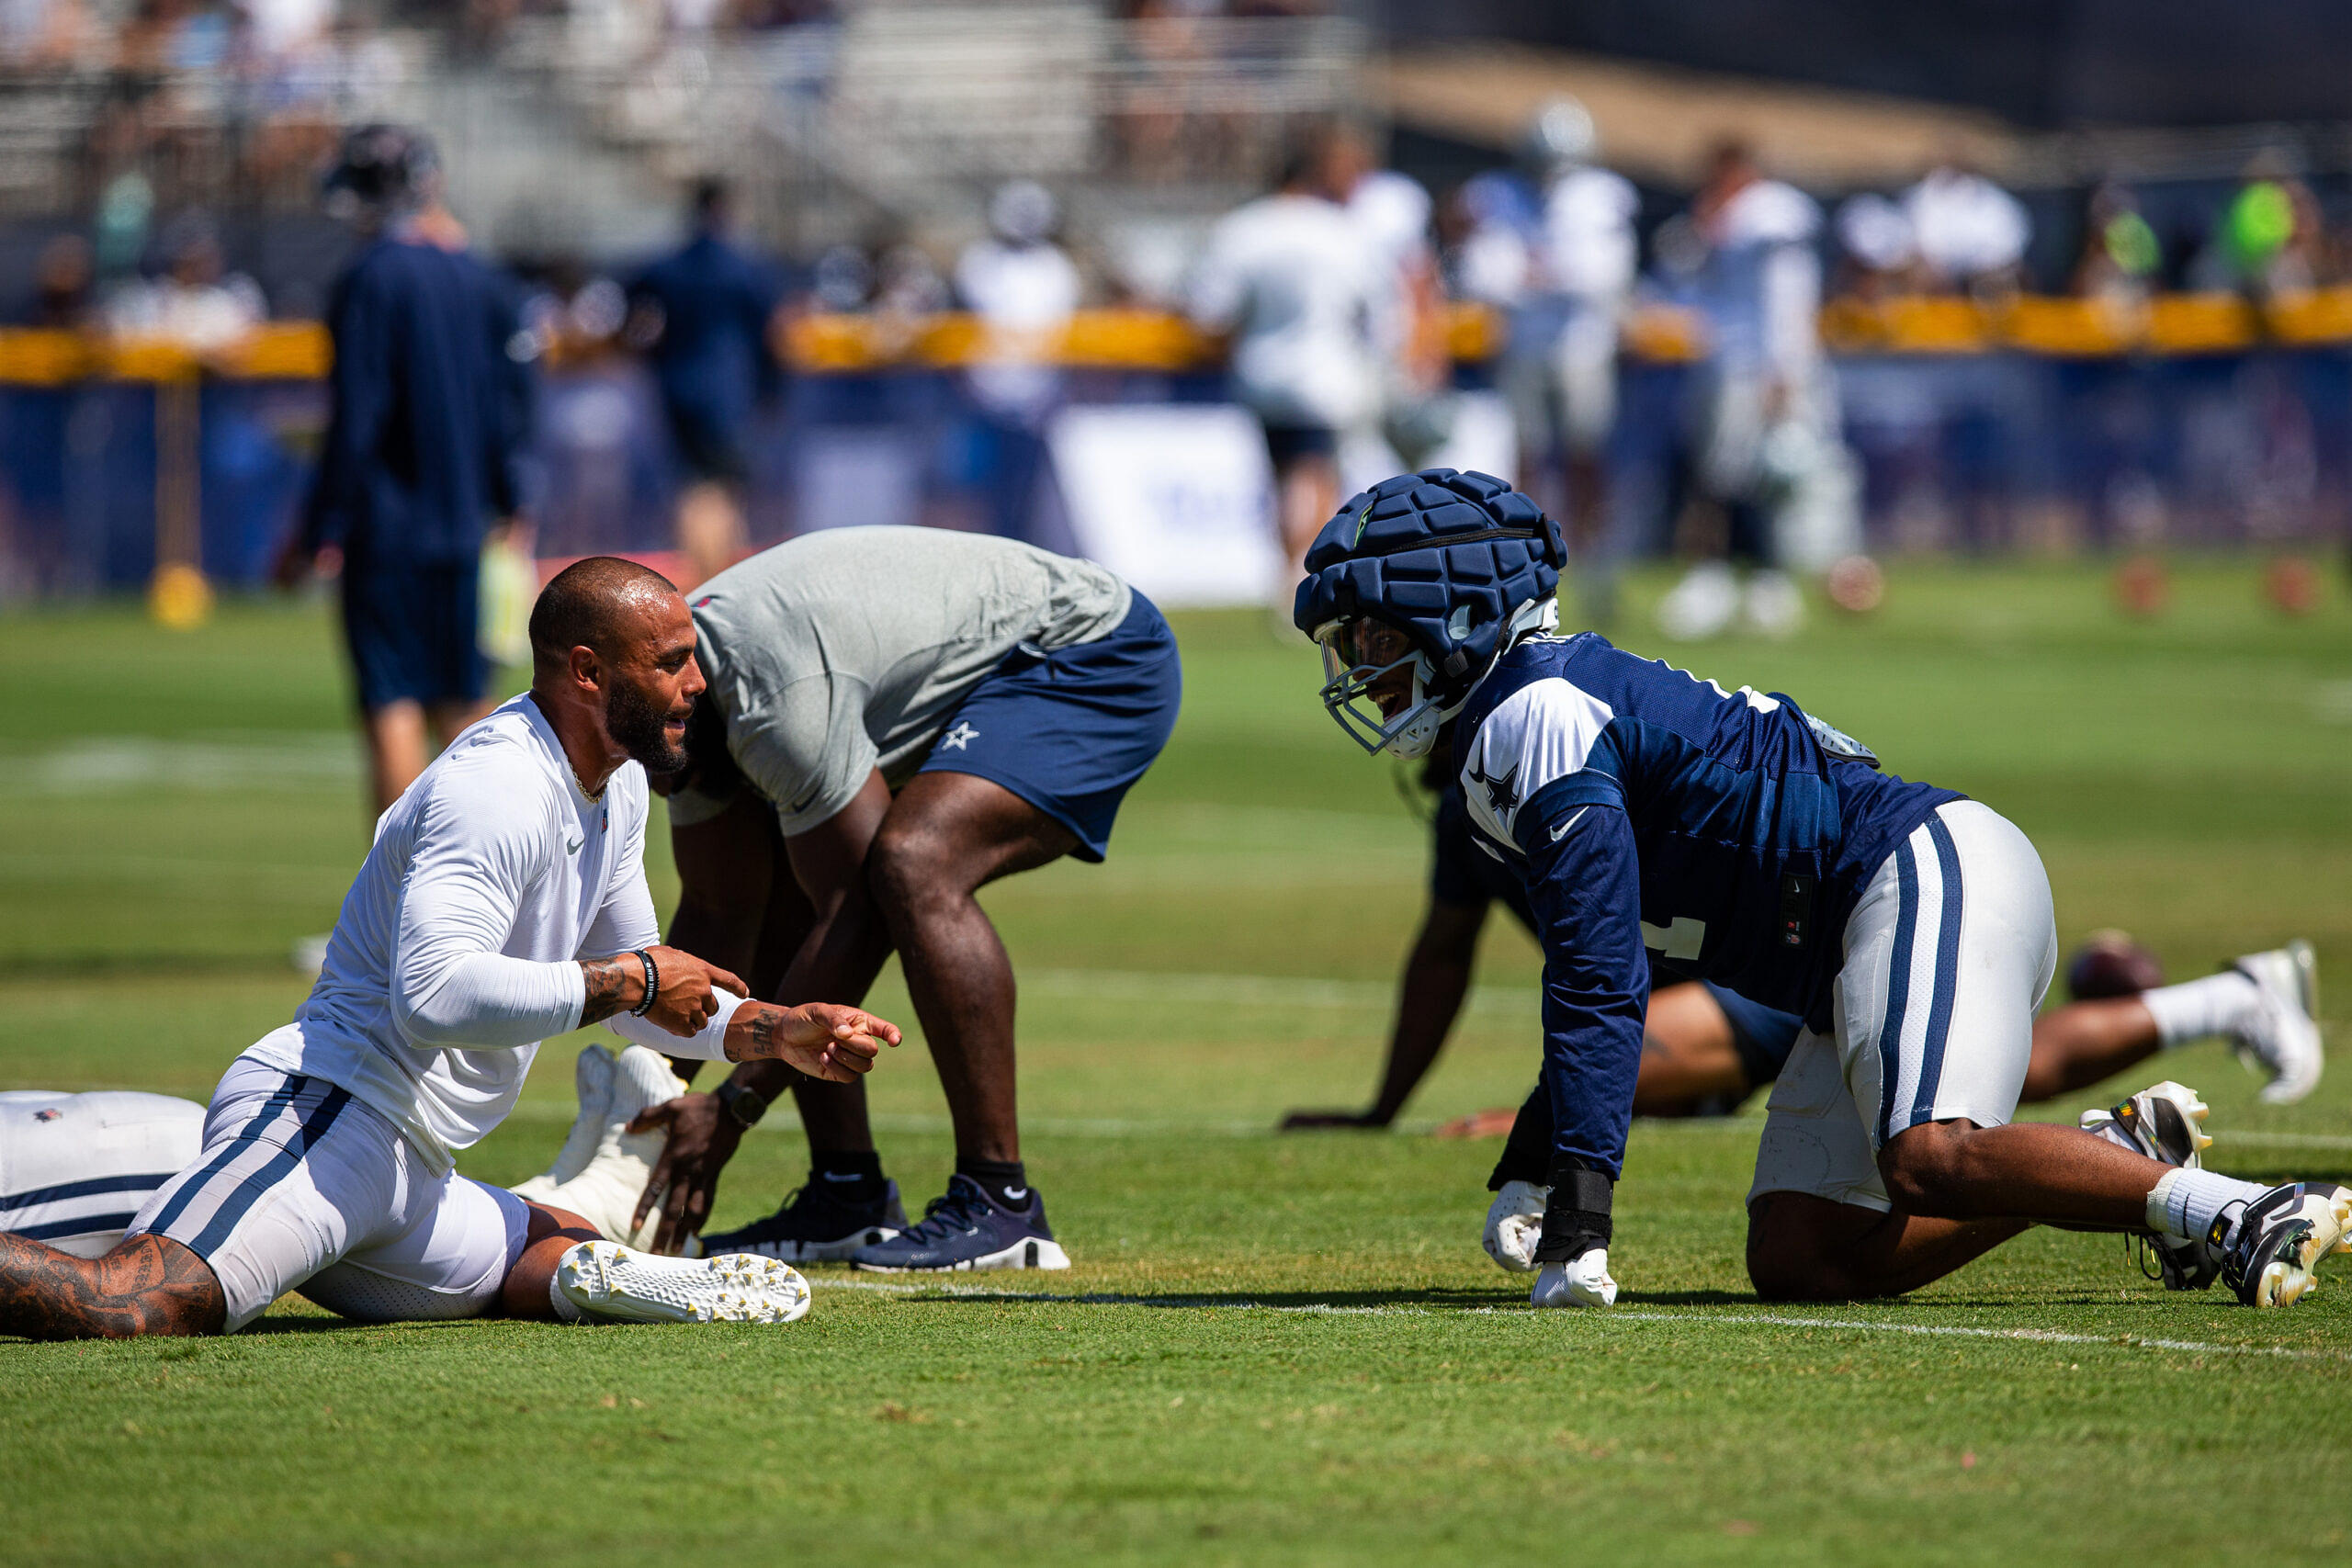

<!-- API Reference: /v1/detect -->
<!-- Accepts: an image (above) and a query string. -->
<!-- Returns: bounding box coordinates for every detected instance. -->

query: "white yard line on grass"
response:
[808,1278,2352,1362]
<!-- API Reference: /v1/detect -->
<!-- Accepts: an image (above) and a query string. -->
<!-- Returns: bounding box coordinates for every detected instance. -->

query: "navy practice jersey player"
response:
[1295,468,2348,1311]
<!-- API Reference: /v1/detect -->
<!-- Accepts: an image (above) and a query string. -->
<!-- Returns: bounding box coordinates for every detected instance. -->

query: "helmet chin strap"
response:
[1381,594,1562,759]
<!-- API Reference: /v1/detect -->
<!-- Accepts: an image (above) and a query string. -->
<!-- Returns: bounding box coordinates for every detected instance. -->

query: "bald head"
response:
[529,556,682,677]
[526,556,704,785]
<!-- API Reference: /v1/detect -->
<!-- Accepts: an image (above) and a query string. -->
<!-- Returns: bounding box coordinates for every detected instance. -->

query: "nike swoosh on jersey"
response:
[566,837,583,854]
[1548,807,1589,842]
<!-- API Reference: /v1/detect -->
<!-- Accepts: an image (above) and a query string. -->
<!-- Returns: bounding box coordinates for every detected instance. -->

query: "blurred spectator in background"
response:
[275,124,533,818]
[1342,135,1447,469]
[2208,150,2323,301]
[103,210,264,350]
[625,177,783,584]
[1501,96,1636,624]
[1188,118,1387,602]
[1658,137,1853,641]
[2071,180,2163,307]
[21,233,95,329]
[1902,151,2030,297]
[955,179,1080,539]
[1831,192,1918,300]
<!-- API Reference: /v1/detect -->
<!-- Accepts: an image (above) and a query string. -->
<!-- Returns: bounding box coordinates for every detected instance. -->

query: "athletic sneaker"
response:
[511,1043,617,1202]
[2214,1181,2352,1308]
[555,1240,811,1324]
[699,1179,909,1264]
[849,1174,1071,1272]
[2082,1081,2218,1290]
[2229,942,2323,1105]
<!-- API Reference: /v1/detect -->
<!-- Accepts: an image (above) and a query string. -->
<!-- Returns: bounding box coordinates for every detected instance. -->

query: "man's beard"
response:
[606,680,690,773]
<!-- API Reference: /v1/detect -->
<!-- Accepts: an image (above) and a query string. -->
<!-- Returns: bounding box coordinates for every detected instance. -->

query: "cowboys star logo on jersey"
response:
[1467,758,1521,817]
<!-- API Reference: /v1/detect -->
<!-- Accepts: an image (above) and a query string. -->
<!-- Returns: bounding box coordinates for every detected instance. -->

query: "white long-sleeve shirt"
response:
[249,694,738,1172]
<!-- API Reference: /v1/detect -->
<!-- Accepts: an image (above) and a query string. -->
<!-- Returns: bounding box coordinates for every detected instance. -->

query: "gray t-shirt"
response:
[673,527,1132,835]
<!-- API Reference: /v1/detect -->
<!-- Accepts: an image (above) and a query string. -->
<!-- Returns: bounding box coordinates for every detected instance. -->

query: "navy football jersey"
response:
[1453,632,1960,1178]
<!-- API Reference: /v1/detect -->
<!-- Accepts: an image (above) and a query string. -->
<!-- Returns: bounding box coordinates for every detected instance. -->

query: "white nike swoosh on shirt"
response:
[1548,807,1589,843]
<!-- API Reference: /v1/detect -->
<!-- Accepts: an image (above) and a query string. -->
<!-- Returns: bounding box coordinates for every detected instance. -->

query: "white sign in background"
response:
[1049,394,1521,609]
[1047,404,1282,608]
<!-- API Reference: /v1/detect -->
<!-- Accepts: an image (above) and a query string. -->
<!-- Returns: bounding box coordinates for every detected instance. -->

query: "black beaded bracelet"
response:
[629,948,658,1016]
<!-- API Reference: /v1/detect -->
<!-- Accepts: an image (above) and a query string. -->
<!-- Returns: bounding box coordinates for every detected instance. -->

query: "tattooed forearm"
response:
[0,1233,224,1341]
[578,955,639,1025]
[727,1002,783,1062]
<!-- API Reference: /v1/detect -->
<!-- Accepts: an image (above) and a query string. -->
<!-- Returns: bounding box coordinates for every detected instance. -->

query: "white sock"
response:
[548,1268,585,1323]
[2140,971,2260,1048]
[2146,1168,2268,1241]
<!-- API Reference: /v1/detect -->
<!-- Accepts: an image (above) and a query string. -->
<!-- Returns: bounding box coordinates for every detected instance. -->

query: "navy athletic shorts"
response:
[1704,982,1804,1087]
[916,592,1182,863]
[340,553,488,711]
[1261,421,1338,471]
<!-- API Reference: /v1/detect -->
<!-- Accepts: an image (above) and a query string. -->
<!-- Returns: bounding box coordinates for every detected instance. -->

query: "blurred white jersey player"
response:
[1658,138,1860,642]
[955,180,1082,537]
[1501,97,1638,621]
[1190,122,1394,592]
[1345,160,1447,475]
[0,1091,203,1258]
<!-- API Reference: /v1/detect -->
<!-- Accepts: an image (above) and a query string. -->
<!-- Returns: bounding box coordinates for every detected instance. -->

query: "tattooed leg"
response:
[0,1232,227,1340]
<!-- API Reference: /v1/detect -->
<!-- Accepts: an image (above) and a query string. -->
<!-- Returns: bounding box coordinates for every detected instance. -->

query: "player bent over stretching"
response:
[1295,469,2347,1310]
[628,527,1181,1270]
[0,558,897,1340]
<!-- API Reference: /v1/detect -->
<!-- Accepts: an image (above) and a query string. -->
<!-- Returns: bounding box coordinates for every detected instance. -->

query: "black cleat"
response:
[700,1179,908,1263]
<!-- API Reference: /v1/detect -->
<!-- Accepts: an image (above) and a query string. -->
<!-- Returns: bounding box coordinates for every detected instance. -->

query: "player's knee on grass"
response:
[1743,1191,1879,1303]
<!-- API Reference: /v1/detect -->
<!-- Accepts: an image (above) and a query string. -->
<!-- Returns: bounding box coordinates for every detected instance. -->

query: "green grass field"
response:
[3,563,2349,1566]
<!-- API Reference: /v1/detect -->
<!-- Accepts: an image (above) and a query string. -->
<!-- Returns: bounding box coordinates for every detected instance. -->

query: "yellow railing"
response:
[9,288,2352,384]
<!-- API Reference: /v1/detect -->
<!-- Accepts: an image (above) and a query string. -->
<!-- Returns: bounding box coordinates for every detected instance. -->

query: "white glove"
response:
[1482,1180,1549,1273]
[1532,1247,1618,1309]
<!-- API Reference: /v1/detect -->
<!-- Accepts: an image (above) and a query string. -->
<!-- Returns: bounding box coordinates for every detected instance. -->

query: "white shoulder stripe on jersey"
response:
[1459,677,1615,852]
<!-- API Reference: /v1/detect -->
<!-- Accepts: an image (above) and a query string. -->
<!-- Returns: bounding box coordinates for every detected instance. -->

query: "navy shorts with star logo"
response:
[915,592,1182,862]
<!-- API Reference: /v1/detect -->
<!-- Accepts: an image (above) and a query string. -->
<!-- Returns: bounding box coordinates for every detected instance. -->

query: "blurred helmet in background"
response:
[322,124,439,221]
[1523,96,1598,172]
[989,180,1058,247]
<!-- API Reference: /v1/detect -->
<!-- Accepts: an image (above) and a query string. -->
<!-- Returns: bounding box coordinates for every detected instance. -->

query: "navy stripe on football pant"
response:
[185,1086,352,1258]
[1873,837,1921,1145]
[141,1074,311,1238]
[16,1212,141,1243]
[1,1170,181,1213]
[1908,815,1966,1129]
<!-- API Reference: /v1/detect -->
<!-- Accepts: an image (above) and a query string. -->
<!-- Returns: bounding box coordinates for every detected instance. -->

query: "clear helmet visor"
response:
[1313,617,1443,758]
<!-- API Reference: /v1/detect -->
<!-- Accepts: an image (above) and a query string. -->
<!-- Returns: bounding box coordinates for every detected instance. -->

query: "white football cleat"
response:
[1531,1247,1618,1309]
[2230,942,2322,1105]
[1483,1180,1549,1273]
[511,1043,616,1205]
[521,1045,686,1248]
[554,1240,811,1325]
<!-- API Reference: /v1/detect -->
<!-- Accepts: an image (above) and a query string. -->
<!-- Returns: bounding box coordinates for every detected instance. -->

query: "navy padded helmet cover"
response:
[1292,468,1566,676]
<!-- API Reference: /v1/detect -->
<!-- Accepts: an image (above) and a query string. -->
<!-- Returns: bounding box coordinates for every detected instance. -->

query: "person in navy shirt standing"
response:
[626,179,783,586]
[1294,468,2348,1313]
[277,125,533,818]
